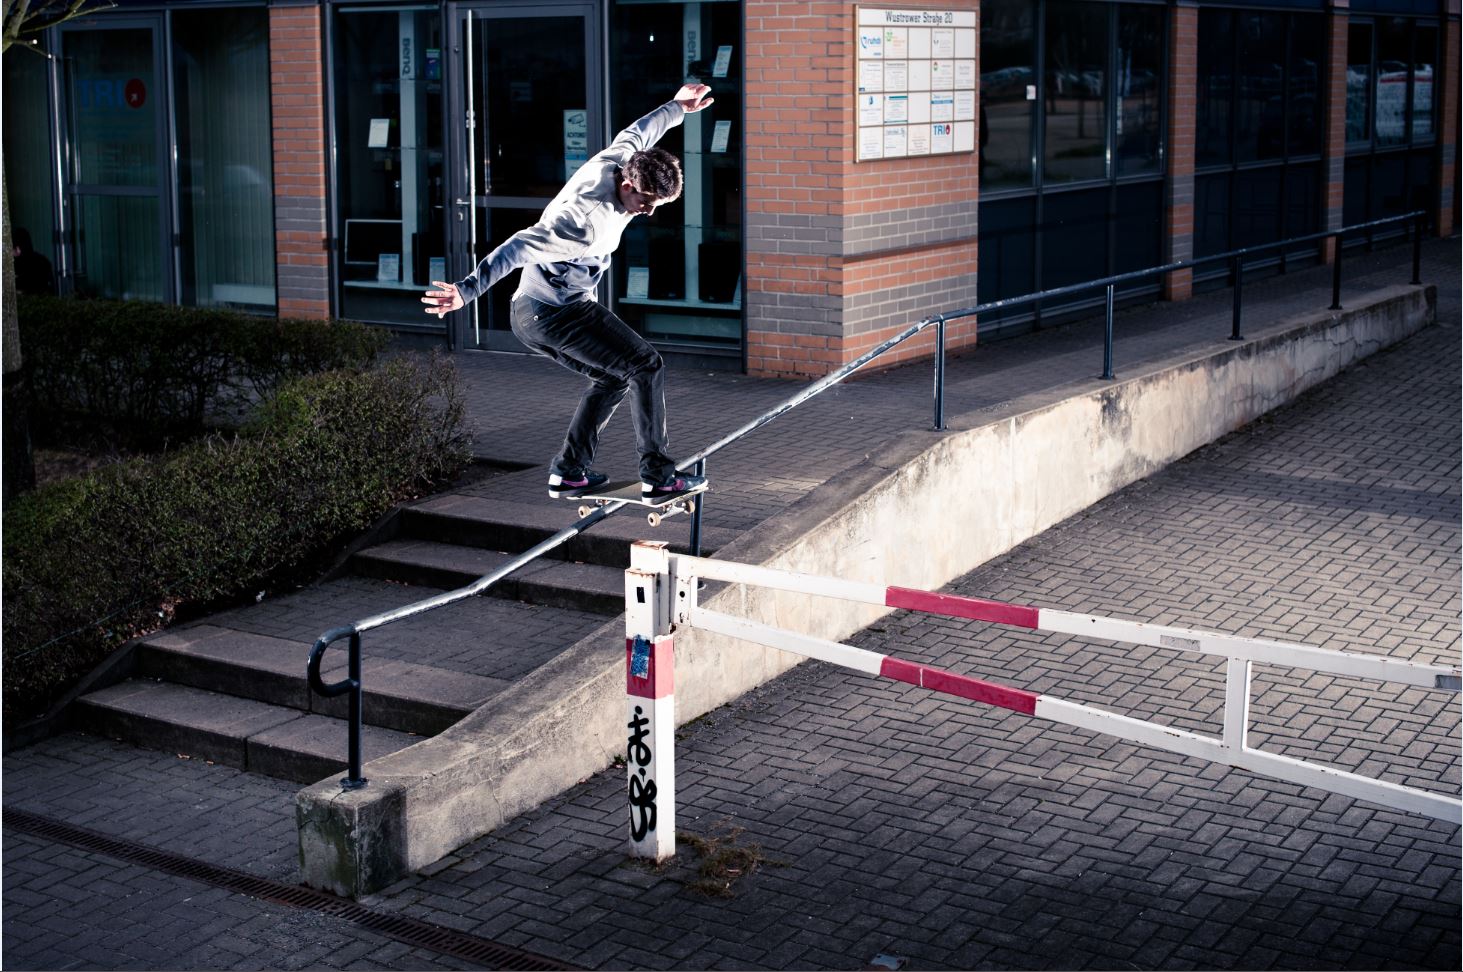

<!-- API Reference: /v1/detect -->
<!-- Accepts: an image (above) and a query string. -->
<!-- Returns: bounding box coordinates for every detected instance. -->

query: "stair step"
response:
[351,540,626,614]
[74,681,419,784]
[137,625,506,735]
[401,494,739,567]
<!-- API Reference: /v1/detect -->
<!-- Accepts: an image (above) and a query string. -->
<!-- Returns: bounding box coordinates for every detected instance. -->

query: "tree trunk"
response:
[3,160,37,501]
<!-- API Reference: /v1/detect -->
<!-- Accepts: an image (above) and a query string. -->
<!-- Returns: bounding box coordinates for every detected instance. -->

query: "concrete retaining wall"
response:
[297,284,1434,896]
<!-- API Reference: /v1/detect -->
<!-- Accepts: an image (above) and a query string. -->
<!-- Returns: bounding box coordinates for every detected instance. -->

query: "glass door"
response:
[447,1,601,351]
[59,18,170,302]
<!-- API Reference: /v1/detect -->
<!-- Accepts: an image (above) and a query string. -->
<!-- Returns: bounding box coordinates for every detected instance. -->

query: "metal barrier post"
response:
[688,459,705,557]
[1412,214,1423,285]
[1230,257,1244,340]
[933,316,947,430]
[625,543,675,862]
[1102,284,1115,379]
[307,627,367,790]
[1331,235,1343,310]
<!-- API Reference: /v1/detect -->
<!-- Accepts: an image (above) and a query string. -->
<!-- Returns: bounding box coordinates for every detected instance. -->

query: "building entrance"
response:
[447,1,603,352]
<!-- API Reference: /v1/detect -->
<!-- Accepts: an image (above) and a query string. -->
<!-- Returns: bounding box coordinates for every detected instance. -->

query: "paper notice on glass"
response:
[931,122,953,154]
[954,120,976,153]
[626,267,650,299]
[956,28,976,58]
[710,120,732,153]
[429,257,446,284]
[954,89,976,121]
[859,127,884,160]
[859,93,883,127]
[931,93,954,122]
[883,125,907,158]
[931,29,955,58]
[368,118,391,149]
[377,253,400,282]
[712,45,733,78]
[908,60,931,91]
[908,125,931,156]
[909,91,932,124]
[564,109,589,179]
[883,60,908,91]
[883,27,908,58]
[909,27,931,59]
[859,28,883,58]
[931,60,955,90]
[883,94,909,123]
[955,60,976,88]
[858,59,884,93]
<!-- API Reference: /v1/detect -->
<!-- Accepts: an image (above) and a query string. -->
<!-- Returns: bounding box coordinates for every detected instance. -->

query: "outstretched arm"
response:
[606,83,716,156]
[421,212,593,317]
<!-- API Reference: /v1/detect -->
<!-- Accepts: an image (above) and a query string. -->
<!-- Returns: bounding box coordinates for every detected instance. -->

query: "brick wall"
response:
[744,0,980,379]
[1320,3,1349,263]
[270,3,330,319]
[1437,11,1460,238]
[1163,2,1197,300]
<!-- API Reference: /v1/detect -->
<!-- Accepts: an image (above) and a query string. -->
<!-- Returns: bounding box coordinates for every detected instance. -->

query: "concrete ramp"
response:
[297,283,1435,897]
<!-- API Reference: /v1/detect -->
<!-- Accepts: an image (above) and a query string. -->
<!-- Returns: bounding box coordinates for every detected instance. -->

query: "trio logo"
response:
[75,77,148,110]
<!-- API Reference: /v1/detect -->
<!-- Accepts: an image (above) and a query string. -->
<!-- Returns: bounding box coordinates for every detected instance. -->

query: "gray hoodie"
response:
[453,100,687,307]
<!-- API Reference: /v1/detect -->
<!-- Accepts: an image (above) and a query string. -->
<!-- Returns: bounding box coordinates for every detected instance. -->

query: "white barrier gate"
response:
[623,543,1462,860]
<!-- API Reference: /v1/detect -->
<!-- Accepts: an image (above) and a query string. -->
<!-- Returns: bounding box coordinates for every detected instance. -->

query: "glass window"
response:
[3,41,57,292]
[1375,18,1410,146]
[1115,4,1162,176]
[334,8,445,325]
[1042,187,1107,288]
[1346,22,1372,143]
[1234,12,1285,163]
[1194,172,1230,258]
[1196,9,1233,166]
[976,196,1035,313]
[173,7,275,311]
[979,0,1035,189]
[1287,15,1323,156]
[610,1,742,353]
[1043,0,1107,184]
[1412,24,1436,140]
[1232,167,1282,248]
[1114,181,1161,275]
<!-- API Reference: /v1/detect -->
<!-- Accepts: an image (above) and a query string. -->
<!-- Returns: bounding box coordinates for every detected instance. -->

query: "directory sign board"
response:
[855,6,977,162]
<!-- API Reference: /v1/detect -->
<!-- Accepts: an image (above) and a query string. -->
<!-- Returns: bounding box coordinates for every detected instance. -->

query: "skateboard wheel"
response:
[577,505,592,519]
[646,512,661,528]
[685,499,696,514]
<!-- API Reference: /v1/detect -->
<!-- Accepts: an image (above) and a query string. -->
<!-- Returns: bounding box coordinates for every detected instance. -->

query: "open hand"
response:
[422,281,463,318]
[674,83,714,113]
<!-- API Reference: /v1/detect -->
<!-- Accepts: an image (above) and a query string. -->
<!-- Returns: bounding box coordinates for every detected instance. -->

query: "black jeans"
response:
[510,295,677,484]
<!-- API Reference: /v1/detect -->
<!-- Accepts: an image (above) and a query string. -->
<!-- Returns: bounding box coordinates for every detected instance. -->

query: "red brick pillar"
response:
[270,3,330,319]
[1320,2,1349,263]
[743,0,981,379]
[1163,2,1197,301]
[1436,6,1460,238]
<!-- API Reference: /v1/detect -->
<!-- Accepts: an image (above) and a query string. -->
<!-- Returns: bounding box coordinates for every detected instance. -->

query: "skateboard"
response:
[574,480,708,527]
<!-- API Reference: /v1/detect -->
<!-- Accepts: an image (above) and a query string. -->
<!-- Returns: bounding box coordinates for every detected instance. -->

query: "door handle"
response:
[454,198,473,206]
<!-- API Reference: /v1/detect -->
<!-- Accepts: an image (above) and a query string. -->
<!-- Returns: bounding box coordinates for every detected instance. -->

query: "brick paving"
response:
[3,240,1459,971]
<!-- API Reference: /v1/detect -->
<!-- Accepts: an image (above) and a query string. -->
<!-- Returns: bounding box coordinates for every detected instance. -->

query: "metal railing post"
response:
[933,316,947,429]
[1230,256,1244,340]
[1101,284,1115,380]
[1331,234,1343,310]
[307,627,367,790]
[688,459,705,558]
[1412,214,1423,285]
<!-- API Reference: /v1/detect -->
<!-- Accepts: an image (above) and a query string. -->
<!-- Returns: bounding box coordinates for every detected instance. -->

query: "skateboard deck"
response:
[573,480,708,526]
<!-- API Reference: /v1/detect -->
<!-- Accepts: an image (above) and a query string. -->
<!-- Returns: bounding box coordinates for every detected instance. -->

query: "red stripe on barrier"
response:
[626,636,674,699]
[886,587,1040,629]
[878,657,1038,714]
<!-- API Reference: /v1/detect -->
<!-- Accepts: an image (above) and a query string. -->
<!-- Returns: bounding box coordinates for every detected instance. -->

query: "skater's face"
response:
[618,180,666,216]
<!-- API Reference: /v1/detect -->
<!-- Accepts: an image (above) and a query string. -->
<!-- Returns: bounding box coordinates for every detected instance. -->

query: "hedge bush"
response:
[2,354,470,722]
[19,295,389,450]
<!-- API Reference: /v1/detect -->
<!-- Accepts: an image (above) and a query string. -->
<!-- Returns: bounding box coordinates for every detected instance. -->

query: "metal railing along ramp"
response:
[308,211,1432,788]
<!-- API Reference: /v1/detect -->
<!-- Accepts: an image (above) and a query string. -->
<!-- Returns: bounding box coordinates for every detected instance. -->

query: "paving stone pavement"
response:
[3,240,1458,971]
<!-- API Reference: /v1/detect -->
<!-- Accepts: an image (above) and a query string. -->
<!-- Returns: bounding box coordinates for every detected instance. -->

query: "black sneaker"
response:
[641,473,707,497]
[548,470,609,498]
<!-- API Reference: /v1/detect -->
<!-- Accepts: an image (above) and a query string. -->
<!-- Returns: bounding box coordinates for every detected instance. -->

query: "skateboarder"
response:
[423,83,714,500]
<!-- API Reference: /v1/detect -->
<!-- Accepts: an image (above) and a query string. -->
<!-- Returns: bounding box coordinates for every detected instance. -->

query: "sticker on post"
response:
[630,635,652,678]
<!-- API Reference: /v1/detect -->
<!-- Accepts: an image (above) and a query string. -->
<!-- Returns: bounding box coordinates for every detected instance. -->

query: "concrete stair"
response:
[72,483,724,783]
[71,625,507,784]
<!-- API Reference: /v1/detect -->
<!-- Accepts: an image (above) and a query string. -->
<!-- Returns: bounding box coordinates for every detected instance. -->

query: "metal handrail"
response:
[308,209,1430,789]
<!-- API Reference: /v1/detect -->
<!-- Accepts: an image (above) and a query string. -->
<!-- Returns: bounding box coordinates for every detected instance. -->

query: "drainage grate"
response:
[3,807,578,971]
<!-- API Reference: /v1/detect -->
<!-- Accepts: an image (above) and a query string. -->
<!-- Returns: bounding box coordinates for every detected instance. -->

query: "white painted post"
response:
[1223,657,1251,753]
[626,543,675,861]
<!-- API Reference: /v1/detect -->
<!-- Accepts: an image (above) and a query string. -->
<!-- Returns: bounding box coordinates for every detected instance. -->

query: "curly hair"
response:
[624,148,683,202]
